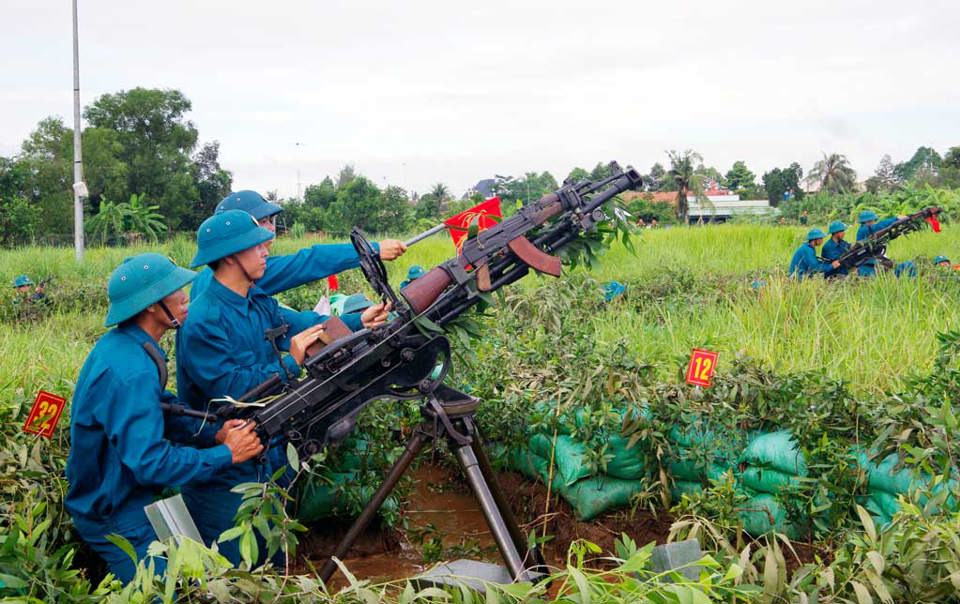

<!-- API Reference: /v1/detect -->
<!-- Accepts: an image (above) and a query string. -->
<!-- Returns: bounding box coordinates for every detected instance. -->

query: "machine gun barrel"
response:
[835,206,940,271]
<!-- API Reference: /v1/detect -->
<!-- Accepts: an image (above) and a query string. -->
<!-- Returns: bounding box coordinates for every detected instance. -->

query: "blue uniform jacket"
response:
[189,242,377,299]
[789,243,834,280]
[176,277,361,488]
[65,323,233,525]
[856,217,898,272]
[820,238,851,277]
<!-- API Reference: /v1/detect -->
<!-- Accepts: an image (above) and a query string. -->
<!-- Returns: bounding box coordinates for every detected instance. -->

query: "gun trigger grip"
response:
[476,264,492,291]
[508,236,562,277]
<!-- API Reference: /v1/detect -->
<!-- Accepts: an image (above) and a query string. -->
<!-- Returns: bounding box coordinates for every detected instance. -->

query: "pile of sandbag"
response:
[508,404,651,520]
[736,430,809,539]
[665,419,742,500]
[295,438,398,523]
[854,448,957,527]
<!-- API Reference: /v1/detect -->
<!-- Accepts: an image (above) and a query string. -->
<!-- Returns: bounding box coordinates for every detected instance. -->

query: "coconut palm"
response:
[666,150,708,224]
[430,183,451,215]
[808,153,858,194]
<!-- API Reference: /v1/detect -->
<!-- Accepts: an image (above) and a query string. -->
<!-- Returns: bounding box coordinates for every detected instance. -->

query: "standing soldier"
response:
[65,254,263,583]
[821,221,851,278]
[789,228,841,280]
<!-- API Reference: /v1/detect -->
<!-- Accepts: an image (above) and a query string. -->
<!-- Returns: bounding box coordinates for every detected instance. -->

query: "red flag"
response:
[327,274,339,291]
[925,214,942,233]
[443,197,503,254]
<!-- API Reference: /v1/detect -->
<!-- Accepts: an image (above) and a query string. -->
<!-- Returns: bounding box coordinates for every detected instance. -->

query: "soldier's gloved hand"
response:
[223,421,264,464]
[378,239,407,261]
[289,323,328,364]
[215,419,248,444]
[361,301,392,329]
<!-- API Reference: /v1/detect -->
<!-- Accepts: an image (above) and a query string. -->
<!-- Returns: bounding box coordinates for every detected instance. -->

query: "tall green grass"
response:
[1,224,957,399]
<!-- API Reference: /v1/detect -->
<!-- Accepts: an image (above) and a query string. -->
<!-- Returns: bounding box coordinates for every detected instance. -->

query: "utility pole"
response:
[72,0,87,261]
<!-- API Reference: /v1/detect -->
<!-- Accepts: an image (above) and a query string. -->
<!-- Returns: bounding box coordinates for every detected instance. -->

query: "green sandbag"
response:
[297,472,353,523]
[668,422,716,449]
[330,438,369,472]
[740,466,801,494]
[869,490,901,520]
[605,434,646,480]
[738,494,803,539]
[856,451,917,494]
[670,480,703,500]
[741,431,808,476]
[559,476,645,521]
[528,433,592,486]
[509,447,549,482]
[668,458,730,483]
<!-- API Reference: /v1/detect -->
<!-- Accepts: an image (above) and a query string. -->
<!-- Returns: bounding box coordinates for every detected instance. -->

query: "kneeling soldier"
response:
[65,253,263,583]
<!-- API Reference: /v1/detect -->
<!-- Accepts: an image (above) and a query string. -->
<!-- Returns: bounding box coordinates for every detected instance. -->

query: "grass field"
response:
[2,223,957,401]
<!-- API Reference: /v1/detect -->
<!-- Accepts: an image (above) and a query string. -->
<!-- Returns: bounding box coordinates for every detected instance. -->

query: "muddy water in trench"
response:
[322,463,500,587]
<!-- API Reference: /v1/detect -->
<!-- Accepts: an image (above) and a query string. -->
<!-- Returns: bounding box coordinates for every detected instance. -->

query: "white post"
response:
[72,0,85,261]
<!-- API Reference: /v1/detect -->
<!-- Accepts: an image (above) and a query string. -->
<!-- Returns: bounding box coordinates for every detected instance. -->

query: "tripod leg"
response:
[452,443,536,582]
[319,429,429,583]
[470,436,547,571]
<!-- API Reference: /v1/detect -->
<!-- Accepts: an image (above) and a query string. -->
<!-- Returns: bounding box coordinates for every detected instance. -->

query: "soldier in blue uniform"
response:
[934,255,952,268]
[789,228,841,280]
[190,190,406,300]
[176,210,390,567]
[64,253,263,583]
[820,221,851,278]
[855,210,906,277]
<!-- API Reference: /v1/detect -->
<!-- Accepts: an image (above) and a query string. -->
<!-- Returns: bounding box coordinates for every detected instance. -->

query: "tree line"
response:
[1,87,958,243]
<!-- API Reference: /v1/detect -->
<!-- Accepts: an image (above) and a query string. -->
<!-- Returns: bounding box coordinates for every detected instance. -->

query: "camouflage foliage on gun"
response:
[832,207,941,272]
[225,163,643,454]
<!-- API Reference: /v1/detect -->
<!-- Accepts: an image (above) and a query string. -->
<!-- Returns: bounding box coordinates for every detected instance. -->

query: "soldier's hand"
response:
[290,323,328,364]
[223,421,264,464]
[378,239,407,261]
[832,261,841,269]
[897,215,908,220]
[215,419,248,444]
[361,301,392,329]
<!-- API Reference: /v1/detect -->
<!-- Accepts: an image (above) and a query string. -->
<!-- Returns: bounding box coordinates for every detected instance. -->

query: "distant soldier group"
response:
[789,210,951,280]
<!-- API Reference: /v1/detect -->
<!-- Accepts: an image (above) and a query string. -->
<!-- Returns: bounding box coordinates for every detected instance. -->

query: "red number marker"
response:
[685,349,719,387]
[22,390,66,439]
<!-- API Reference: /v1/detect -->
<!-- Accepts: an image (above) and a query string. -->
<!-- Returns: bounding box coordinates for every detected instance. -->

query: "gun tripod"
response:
[318,383,546,584]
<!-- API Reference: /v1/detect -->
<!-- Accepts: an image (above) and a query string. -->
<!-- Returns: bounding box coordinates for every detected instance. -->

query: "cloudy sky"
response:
[2,0,959,197]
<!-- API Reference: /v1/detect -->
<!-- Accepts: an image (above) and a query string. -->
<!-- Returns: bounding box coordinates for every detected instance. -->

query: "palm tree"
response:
[808,153,858,194]
[430,183,450,215]
[666,150,708,224]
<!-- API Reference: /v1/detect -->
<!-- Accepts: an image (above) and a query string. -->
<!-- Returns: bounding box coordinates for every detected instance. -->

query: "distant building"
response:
[465,179,496,199]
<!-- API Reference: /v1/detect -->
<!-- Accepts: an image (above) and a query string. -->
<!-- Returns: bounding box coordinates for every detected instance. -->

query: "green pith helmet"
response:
[806,228,827,241]
[828,220,847,234]
[215,190,283,221]
[858,210,879,223]
[342,293,375,314]
[400,265,426,289]
[105,253,196,327]
[191,209,274,268]
[934,255,950,265]
[12,275,33,288]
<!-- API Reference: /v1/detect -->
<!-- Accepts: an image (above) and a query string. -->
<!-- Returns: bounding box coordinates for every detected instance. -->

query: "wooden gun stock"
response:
[305,315,354,357]
[402,266,453,313]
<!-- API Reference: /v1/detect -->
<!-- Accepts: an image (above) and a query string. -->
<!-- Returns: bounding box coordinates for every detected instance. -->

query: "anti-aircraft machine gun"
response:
[830,207,941,274]
[218,163,642,583]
